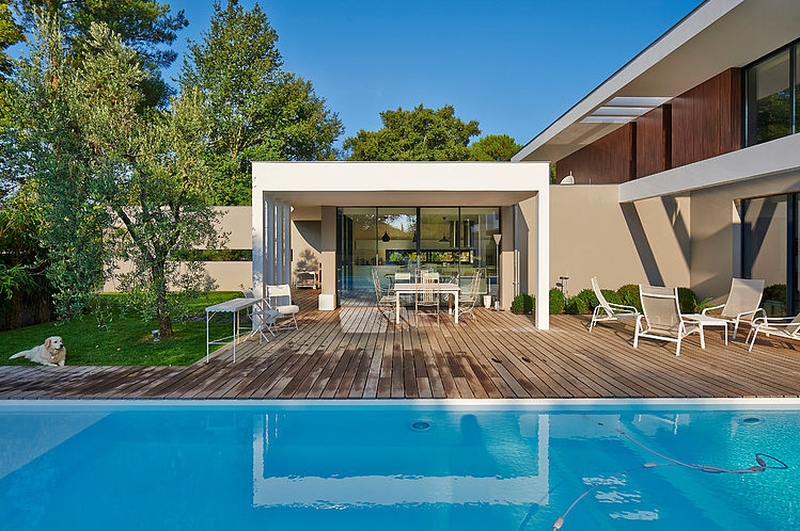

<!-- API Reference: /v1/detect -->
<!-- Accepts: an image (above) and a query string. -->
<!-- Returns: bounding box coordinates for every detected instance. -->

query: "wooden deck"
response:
[2,289,800,400]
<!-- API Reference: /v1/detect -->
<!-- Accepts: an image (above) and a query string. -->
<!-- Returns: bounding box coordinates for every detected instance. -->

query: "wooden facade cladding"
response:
[636,105,671,178]
[555,68,742,183]
[556,123,634,184]
[671,68,742,167]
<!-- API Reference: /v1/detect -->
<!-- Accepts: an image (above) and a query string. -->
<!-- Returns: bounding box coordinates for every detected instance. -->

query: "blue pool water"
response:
[0,400,798,531]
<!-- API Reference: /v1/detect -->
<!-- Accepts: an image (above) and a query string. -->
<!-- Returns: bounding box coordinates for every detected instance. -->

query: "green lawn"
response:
[1,292,241,367]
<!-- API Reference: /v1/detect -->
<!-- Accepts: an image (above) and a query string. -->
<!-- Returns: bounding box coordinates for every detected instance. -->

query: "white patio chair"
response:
[589,276,639,332]
[458,269,483,321]
[634,285,703,356]
[416,271,440,326]
[746,313,800,351]
[372,268,396,320]
[265,284,300,332]
[701,278,765,339]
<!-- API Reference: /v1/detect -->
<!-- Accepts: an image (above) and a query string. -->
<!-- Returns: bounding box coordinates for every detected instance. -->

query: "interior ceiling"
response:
[268,190,536,209]
[516,0,800,163]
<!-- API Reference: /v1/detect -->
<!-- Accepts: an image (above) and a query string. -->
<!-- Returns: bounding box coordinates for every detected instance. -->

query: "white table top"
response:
[394,282,460,292]
[206,297,261,313]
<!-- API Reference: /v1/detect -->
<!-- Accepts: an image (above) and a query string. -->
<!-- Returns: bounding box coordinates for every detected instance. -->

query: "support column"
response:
[535,186,550,330]
[319,206,337,310]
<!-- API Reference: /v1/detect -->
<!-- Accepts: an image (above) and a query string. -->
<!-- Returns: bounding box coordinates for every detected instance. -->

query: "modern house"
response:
[514,0,800,316]
[250,0,800,325]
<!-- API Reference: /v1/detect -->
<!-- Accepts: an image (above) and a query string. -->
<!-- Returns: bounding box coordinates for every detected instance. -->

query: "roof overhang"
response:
[513,0,800,163]
[252,161,547,211]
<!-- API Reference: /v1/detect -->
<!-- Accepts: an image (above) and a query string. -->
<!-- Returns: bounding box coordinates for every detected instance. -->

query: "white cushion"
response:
[276,304,299,315]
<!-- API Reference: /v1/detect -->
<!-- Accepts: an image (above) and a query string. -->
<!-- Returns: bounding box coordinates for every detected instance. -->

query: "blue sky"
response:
[165,0,703,148]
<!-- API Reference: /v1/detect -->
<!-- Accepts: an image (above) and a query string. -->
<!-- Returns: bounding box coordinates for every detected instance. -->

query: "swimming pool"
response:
[1,399,797,530]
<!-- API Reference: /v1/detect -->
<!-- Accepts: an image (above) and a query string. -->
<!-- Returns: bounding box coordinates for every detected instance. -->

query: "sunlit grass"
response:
[1,292,240,367]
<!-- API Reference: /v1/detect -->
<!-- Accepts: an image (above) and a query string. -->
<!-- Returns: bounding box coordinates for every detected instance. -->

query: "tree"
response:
[0,2,23,77]
[7,15,224,336]
[468,134,522,161]
[179,0,343,205]
[14,0,188,107]
[343,104,481,161]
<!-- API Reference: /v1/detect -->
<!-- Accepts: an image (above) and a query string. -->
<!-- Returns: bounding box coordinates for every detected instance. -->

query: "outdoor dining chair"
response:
[458,269,483,321]
[372,268,396,320]
[416,271,441,326]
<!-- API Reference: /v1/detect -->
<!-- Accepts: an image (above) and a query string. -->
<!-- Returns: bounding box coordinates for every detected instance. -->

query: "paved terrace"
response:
[2,289,800,400]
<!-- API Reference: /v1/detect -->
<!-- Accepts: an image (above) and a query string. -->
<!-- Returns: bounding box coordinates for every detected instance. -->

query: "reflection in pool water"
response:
[0,400,797,530]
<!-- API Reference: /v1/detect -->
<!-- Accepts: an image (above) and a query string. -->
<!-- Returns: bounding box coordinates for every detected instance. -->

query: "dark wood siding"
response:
[556,123,635,184]
[635,105,672,178]
[556,68,742,182]
[671,68,742,167]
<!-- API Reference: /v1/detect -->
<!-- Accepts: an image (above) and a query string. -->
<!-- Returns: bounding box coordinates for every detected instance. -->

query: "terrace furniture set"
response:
[591,276,771,356]
[372,268,483,326]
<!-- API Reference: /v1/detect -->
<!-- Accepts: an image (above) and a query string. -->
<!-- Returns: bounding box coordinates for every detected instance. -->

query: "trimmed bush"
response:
[511,293,534,314]
[549,288,565,315]
[565,295,589,315]
[601,289,622,305]
[616,284,641,312]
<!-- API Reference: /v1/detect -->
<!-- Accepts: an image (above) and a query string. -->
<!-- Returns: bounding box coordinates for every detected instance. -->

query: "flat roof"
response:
[252,161,549,208]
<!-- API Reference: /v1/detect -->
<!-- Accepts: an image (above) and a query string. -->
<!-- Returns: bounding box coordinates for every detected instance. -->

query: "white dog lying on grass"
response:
[9,336,66,367]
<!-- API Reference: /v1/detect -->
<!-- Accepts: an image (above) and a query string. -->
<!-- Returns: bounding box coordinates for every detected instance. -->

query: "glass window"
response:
[746,49,791,145]
[742,195,787,315]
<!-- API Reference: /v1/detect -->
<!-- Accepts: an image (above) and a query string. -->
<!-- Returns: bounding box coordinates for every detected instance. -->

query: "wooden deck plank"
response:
[3,289,800,400]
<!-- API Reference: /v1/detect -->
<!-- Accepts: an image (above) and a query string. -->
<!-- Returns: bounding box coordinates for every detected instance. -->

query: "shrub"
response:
[549,288,565,315]
[565,295,589,315]
[511,293,534,314]
[616,284,641,312]
[677,287,696,314]
[765,283,787,304]
[601,289,622,305]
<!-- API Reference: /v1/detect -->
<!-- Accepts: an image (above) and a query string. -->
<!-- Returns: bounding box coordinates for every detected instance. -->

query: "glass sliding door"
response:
[337,208,377,305]
[337,206,501,306]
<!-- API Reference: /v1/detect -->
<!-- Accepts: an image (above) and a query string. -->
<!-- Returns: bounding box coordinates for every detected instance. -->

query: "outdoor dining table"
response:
[205,297,264,363]
[393,282,461,324]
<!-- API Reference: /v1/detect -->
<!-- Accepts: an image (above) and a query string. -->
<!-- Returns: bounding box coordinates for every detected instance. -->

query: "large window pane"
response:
[742,196,787,315]
[337,208,376,303]
[747,50,791,145]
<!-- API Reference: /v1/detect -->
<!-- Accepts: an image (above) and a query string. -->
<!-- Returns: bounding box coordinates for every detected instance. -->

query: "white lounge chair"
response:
[265,284,300,332]
[634,285,703,356]
[589,276,639,332]
[701,278,765,339]
[746,313,800,351]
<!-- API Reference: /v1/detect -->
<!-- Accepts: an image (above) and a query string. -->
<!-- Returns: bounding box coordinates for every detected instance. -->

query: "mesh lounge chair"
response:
[701,278,765,339]
[634,285,703,356]
[589,276,639,332]
[746,313,800,351]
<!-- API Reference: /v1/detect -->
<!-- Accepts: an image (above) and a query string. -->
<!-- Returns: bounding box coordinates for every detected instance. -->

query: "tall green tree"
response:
[14,0,188,107]
[343,104,481,161]
[468,134,522,161]
[7,15,224,336]
[180,0,343,205]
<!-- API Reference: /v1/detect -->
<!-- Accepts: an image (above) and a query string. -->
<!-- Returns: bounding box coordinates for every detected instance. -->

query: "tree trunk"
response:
[152,262,174,338]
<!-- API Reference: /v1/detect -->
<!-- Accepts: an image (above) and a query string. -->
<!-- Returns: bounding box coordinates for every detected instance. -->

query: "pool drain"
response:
[412,421,431,431]
[741,416,763,425]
